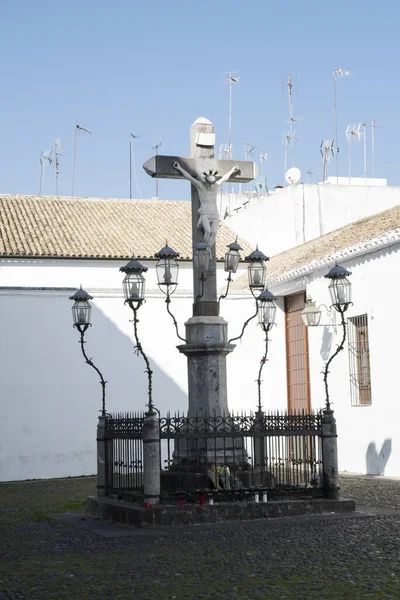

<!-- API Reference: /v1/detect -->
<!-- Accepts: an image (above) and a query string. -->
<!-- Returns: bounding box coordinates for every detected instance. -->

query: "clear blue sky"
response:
[1,0,399,200]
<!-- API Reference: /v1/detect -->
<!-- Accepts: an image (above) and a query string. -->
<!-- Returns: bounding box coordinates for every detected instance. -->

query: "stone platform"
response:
[87,495,356,529]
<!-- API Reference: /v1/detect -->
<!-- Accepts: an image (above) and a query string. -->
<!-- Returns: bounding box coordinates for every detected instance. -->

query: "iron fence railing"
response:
[104,412,144,500]
[103,410,323,501]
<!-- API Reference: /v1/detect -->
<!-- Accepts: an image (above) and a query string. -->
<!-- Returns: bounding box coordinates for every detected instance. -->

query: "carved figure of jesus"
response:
[173,162,239,248]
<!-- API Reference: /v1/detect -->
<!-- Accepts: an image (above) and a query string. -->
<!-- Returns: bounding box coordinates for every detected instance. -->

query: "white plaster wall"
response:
[289,244,400,476]
[224,184,400,256]
[0,258,265,481]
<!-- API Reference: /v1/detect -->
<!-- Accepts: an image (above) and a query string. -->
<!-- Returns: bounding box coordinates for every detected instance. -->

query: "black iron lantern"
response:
[69,287,93,330]
[245,246,269,290]
[155,243,180,294]
[324,264,352,310]
[301,297,322,327]
[225,239,243,274]
[258,289,277,330]
[120,257,148,305]
[194,241,211,273]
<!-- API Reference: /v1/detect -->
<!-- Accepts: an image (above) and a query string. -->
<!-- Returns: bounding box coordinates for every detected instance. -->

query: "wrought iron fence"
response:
[104,412,144,500]
[160,411,323,501]
[103,410,323,502]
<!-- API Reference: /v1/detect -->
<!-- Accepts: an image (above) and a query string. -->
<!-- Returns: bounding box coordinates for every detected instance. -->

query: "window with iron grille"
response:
[348,314,372,406]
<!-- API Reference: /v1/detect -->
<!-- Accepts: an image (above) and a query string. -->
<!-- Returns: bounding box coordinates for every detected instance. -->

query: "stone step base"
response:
[86,495,356,529]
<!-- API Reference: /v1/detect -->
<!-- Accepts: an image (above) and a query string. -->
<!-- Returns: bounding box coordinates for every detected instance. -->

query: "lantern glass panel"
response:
[156,258,179,287]
[248,261,266,289]
[301,309,322,327]
[122,272,145,302]
[194,247,211,273]
[72,300,92,326]
[224,249,240,273]
[329,277,351,307]
[259,300,276,327]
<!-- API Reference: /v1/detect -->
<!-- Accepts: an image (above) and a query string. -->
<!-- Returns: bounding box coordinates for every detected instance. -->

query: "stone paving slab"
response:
[1,476,400,599]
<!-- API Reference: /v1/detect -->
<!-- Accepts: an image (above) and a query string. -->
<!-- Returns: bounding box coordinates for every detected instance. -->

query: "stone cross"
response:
[143,117,257,420]
[143,117,257,317]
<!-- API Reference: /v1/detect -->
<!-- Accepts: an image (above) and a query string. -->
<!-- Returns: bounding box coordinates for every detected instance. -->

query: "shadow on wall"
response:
[366,439,392,475]
[320,326,334,361]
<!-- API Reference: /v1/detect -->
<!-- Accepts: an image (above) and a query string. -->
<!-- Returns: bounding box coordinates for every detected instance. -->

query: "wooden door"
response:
[284,293,311,413]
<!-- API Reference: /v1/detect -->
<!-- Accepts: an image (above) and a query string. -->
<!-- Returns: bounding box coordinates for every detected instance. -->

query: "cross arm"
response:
[143,155,258,183]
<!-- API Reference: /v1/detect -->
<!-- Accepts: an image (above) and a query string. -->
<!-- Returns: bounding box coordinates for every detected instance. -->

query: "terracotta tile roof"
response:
[231,203,400,290]
[0,195,253,260]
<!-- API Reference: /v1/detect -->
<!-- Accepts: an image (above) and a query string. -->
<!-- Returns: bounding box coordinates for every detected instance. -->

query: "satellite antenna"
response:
[371,119,383,178]
[54,138,62,196]
[244,143,257,192]
[285,167,301,185]
[345,123,362,185]
[129,133,143,199]
[320,139,335,183]
[284,74,303,168]
[306,170,314,184]
[333,68,352,184]
[152,141,162,197]
[71,124,92,197]
[39,150,52,196]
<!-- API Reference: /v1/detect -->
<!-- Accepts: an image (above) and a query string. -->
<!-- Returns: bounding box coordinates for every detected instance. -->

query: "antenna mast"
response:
[333,68,351,184]
[222,71,239,214]
[152,141,162,197]
[129,133,143,199]
[371,119,383,178]
[71,124,92,197]
[39,150,52,196]
[286,75,297,167]
[54,138,62,196]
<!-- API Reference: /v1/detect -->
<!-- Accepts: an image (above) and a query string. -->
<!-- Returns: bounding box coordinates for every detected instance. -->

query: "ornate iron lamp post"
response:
[69,287,107,416]
[256,289,277,412]
[120,258,154,410]
[155,242,186,342]
[322,264,352,409]
[219,238,243,305]
[229,245,269,343]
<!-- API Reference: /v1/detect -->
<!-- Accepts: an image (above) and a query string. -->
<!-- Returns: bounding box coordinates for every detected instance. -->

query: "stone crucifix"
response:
[143,117,257,317]
[143,117,257,422]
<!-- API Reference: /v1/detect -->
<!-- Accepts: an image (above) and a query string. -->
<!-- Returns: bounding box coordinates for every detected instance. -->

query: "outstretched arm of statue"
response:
[216,165,240,187]
[173,161,202,190]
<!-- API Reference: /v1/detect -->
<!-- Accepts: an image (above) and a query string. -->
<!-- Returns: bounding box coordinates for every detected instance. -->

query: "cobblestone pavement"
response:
[1,476,400,599]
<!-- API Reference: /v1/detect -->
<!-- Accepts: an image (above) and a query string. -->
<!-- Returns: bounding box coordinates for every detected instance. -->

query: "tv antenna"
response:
[54,138,62,196]
[285,74,303,168]
[219,144,229,159]
[306,169,314,184]
[39,150,52,196]
[129,133,143,199]
[346,124,362,185]
[371,119,383,178]
[333,68,352,184]
[152,140,162,197]
[71,124,92,197]
[244,143,257,161]
[320,139,335,183]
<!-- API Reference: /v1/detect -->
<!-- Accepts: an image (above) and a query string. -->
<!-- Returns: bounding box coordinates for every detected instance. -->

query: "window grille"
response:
[348,314,372,406]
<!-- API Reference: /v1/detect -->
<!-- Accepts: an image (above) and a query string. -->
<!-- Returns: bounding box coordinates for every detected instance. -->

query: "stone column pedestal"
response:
[321,409,339,499]
[96,416,107,498]
[143,409,161,506]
